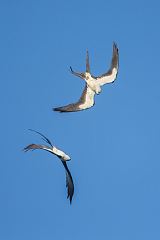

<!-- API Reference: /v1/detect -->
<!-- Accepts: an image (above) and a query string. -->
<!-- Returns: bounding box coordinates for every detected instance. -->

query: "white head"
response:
[63,153,71,161]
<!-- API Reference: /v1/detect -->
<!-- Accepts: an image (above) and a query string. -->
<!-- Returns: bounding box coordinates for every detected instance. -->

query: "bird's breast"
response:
[86,79,101,94]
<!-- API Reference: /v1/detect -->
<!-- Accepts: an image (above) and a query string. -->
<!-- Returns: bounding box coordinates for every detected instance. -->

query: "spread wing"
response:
[53,84,95,112]
[95,42,119,86]
[28,129,53,147]
[61,161,74,204]
[23,143,53,153]
[69,49,90,78]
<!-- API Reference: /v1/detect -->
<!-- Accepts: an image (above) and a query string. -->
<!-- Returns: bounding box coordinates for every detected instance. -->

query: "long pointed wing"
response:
[95,42,119,86]
[28,129,53,147]
[53,85,95,112]
[86,50,90,73]
[69,50,90,78]
[61,160,74,204]
[23,143,53,153]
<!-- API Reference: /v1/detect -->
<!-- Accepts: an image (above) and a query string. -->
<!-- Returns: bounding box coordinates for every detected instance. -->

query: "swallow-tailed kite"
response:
[23,129,74,204]
[53,42,119,112]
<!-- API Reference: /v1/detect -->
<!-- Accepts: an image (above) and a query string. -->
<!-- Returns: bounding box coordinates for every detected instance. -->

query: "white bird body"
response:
[40,146,70,161]
[78,86,95,110]
[84,72,102,94]
[52,146,71,161]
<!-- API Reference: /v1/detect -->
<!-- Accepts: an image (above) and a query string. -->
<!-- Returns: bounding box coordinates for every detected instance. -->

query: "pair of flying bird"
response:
[24,43,119,203]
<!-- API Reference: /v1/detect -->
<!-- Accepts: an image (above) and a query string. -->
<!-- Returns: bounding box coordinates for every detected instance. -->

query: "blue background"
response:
[1,0,160,239]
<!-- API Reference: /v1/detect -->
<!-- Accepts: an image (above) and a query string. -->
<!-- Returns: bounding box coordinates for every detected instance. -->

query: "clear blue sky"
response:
[1,0,160,239]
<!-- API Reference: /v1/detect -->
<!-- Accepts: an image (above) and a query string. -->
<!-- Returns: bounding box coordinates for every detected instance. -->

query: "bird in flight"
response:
[23,129,74,204]
[53,42,119,112]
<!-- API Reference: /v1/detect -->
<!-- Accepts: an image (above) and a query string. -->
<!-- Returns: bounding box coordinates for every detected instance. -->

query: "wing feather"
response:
[95,42,119,86]
[23,143,53,153]
[61,161,74,204]
[28,129,53,147]
[53,84,95,112]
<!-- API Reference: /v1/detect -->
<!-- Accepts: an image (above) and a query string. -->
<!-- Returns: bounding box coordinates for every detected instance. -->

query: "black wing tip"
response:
[67,182,74,204]
[23,144,35,152]
[113,41,118,52]
[67,190,74,204]
[28,128,40,134]
[53,106,78,113]
[53,107,66,113]
[53,107,60,112]
[112,42,119,69]
[23,147,28,152]
[69,196,73,204]
[28,128,35,133]
[23,145,30,152]
[70,66,73,72]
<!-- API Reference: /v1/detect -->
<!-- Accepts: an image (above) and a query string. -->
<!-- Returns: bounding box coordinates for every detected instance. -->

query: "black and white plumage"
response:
[53,42,119,113]
[23,129,74,204]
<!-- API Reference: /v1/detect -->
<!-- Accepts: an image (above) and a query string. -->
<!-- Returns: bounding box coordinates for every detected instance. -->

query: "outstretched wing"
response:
[28,129,53,147]
[53,84,95,112]
[61,160,74,204]
[23,143,53,153]
[69,49,90,78]
[95,42,119,86]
